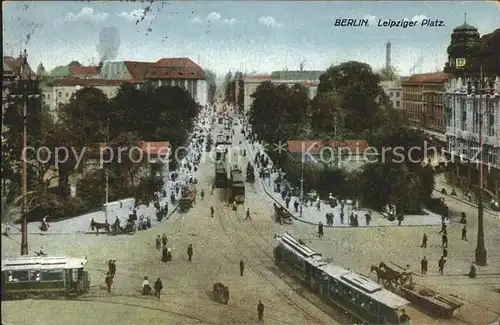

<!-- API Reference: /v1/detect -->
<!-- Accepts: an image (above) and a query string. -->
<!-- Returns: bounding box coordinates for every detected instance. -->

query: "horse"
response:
[90,218,110,235]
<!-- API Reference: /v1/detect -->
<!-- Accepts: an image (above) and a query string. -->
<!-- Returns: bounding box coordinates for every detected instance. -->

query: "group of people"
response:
[419,212,476,277]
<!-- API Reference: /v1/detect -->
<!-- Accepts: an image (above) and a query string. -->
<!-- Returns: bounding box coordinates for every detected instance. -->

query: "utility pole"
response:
[104,118,110,224]
[6,49,40,255]
[467,66,496,266]
[300,155,304,218]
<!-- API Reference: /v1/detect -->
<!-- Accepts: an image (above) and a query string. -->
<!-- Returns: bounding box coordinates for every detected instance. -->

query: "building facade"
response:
[43,79,143,121]
[380,80,403,109]
[402,72,449,141]
[242,70,324,113]
[443,24,500,198]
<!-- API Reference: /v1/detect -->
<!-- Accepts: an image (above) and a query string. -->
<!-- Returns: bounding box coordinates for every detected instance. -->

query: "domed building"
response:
[443,17,500,201]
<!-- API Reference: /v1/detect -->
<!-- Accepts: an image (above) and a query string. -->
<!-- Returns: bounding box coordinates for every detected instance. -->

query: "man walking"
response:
[318,222,324,238]
[438,256,446,275]
[421,233,428,248]
[187,244,193,262]
[240,259,245,276]
[257,300,264,321]
[154,277,163,299]
[105,272,113,293]
[210,206,214,218]
[420,256,428,275]
[461,226,467,241]
[155,235,161,250]
[441,233,448,248]
[201,189,205,200]
[245,208,251,220]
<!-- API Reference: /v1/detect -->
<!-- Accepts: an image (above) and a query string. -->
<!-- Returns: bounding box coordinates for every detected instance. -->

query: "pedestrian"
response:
[211,183,215,195]
[421,233,427,248]
[108,259,113,273]
[257,300,264,321]
[210,206,214,218]
[365,211,372,226]
[438,256,446,275]
[187,244,193,262]
[162,234,168,248]
[105,272,113,292]
[461,226,467,241]
[240,259,245,276]
[399,309,411,324]
[245,208,251,220]
[316,201,320,211]
[154,277,163,299]
[318,222,324,238]
[442,247,448,258]
[156,235,161,250]
[293,200,299,212]
[439,222,447,234]
[420,256,428,275]
[232,200,237,213]
[201,189,205,200]
[340,211,344,224]
[110,260,116,278]
[441,233,448,248]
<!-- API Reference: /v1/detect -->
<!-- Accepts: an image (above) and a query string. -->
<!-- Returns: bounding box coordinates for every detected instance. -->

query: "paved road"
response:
[2,109,346,325]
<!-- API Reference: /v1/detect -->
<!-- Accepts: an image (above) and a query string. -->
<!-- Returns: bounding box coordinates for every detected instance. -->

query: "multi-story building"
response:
[43,79,143,121]
[69,65,101,79]
[443,23,500,197]
[242,70,324,112]
[100,58,207,106]
[402,72,449,142]
[380,80,403,109]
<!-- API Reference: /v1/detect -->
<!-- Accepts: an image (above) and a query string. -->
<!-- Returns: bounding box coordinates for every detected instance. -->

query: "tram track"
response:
[217,198,355,325]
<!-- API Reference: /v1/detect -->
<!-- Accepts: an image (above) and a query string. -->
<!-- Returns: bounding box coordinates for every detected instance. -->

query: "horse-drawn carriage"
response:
[179,186,196,212]
[111,219,137,235]
[212,282,229,304]
[371,262,463,318]
[273,204,293,224]
[246,162,255,182]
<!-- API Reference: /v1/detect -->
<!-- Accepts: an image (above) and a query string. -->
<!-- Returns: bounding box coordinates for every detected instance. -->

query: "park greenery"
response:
[245,61,437,214]
[2,81,201,222]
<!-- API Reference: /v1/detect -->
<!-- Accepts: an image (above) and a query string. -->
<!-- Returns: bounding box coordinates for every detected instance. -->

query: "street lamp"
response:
[466,67,496,266]
[6,49,40,255]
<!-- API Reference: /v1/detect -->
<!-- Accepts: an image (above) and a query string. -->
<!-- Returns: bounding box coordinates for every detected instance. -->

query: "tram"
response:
[2,256,91,299]
[215,157,228,188]
[274,232,410,324]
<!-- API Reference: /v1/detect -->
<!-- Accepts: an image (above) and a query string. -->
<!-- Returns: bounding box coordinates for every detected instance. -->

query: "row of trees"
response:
[2,82,201,221]
[245,61,436,214]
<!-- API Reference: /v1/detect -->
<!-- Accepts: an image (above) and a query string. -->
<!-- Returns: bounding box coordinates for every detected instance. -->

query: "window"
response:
[389,92,393,97]
[488,107,495,137]
[473,109,479,133]
[461,99,467,131]
[58,91,62,98]
[47,94,51,99]
[8,270,30,282]
[41,269,63,281]
[489,150,497,165]
[396,91,400,97]
[65,92,69,98]
[396,101,400,108]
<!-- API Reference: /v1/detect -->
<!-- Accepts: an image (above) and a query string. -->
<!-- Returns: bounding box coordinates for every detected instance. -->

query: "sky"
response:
[3,1,499,77]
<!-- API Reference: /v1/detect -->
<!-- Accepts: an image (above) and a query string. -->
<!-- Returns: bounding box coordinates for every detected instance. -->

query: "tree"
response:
[204,69,217,104]
[316,61,387,136]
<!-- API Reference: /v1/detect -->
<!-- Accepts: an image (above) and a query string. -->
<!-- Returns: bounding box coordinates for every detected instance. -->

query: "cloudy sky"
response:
[3,1,499,76]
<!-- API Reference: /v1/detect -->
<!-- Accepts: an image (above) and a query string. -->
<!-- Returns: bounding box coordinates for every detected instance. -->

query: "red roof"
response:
[141,141,170,156]
[145,58,205,80]
[124,61,153,80]
[50,78,143,87]
[287,140,370,154]
[403,72,449,84]
[70,66,101,75]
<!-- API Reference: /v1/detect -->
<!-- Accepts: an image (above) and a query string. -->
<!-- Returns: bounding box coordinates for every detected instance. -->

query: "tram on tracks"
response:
[2,256,90,299]
[273,232,410,324]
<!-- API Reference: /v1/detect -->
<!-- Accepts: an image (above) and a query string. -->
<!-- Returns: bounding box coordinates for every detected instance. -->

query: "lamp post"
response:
[467,66,496,266]
[300,155,304,218]
[6,49,40,255]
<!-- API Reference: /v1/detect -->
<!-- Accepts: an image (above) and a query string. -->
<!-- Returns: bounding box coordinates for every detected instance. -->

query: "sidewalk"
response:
[243,139,446,227]
[3,106,214,235]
